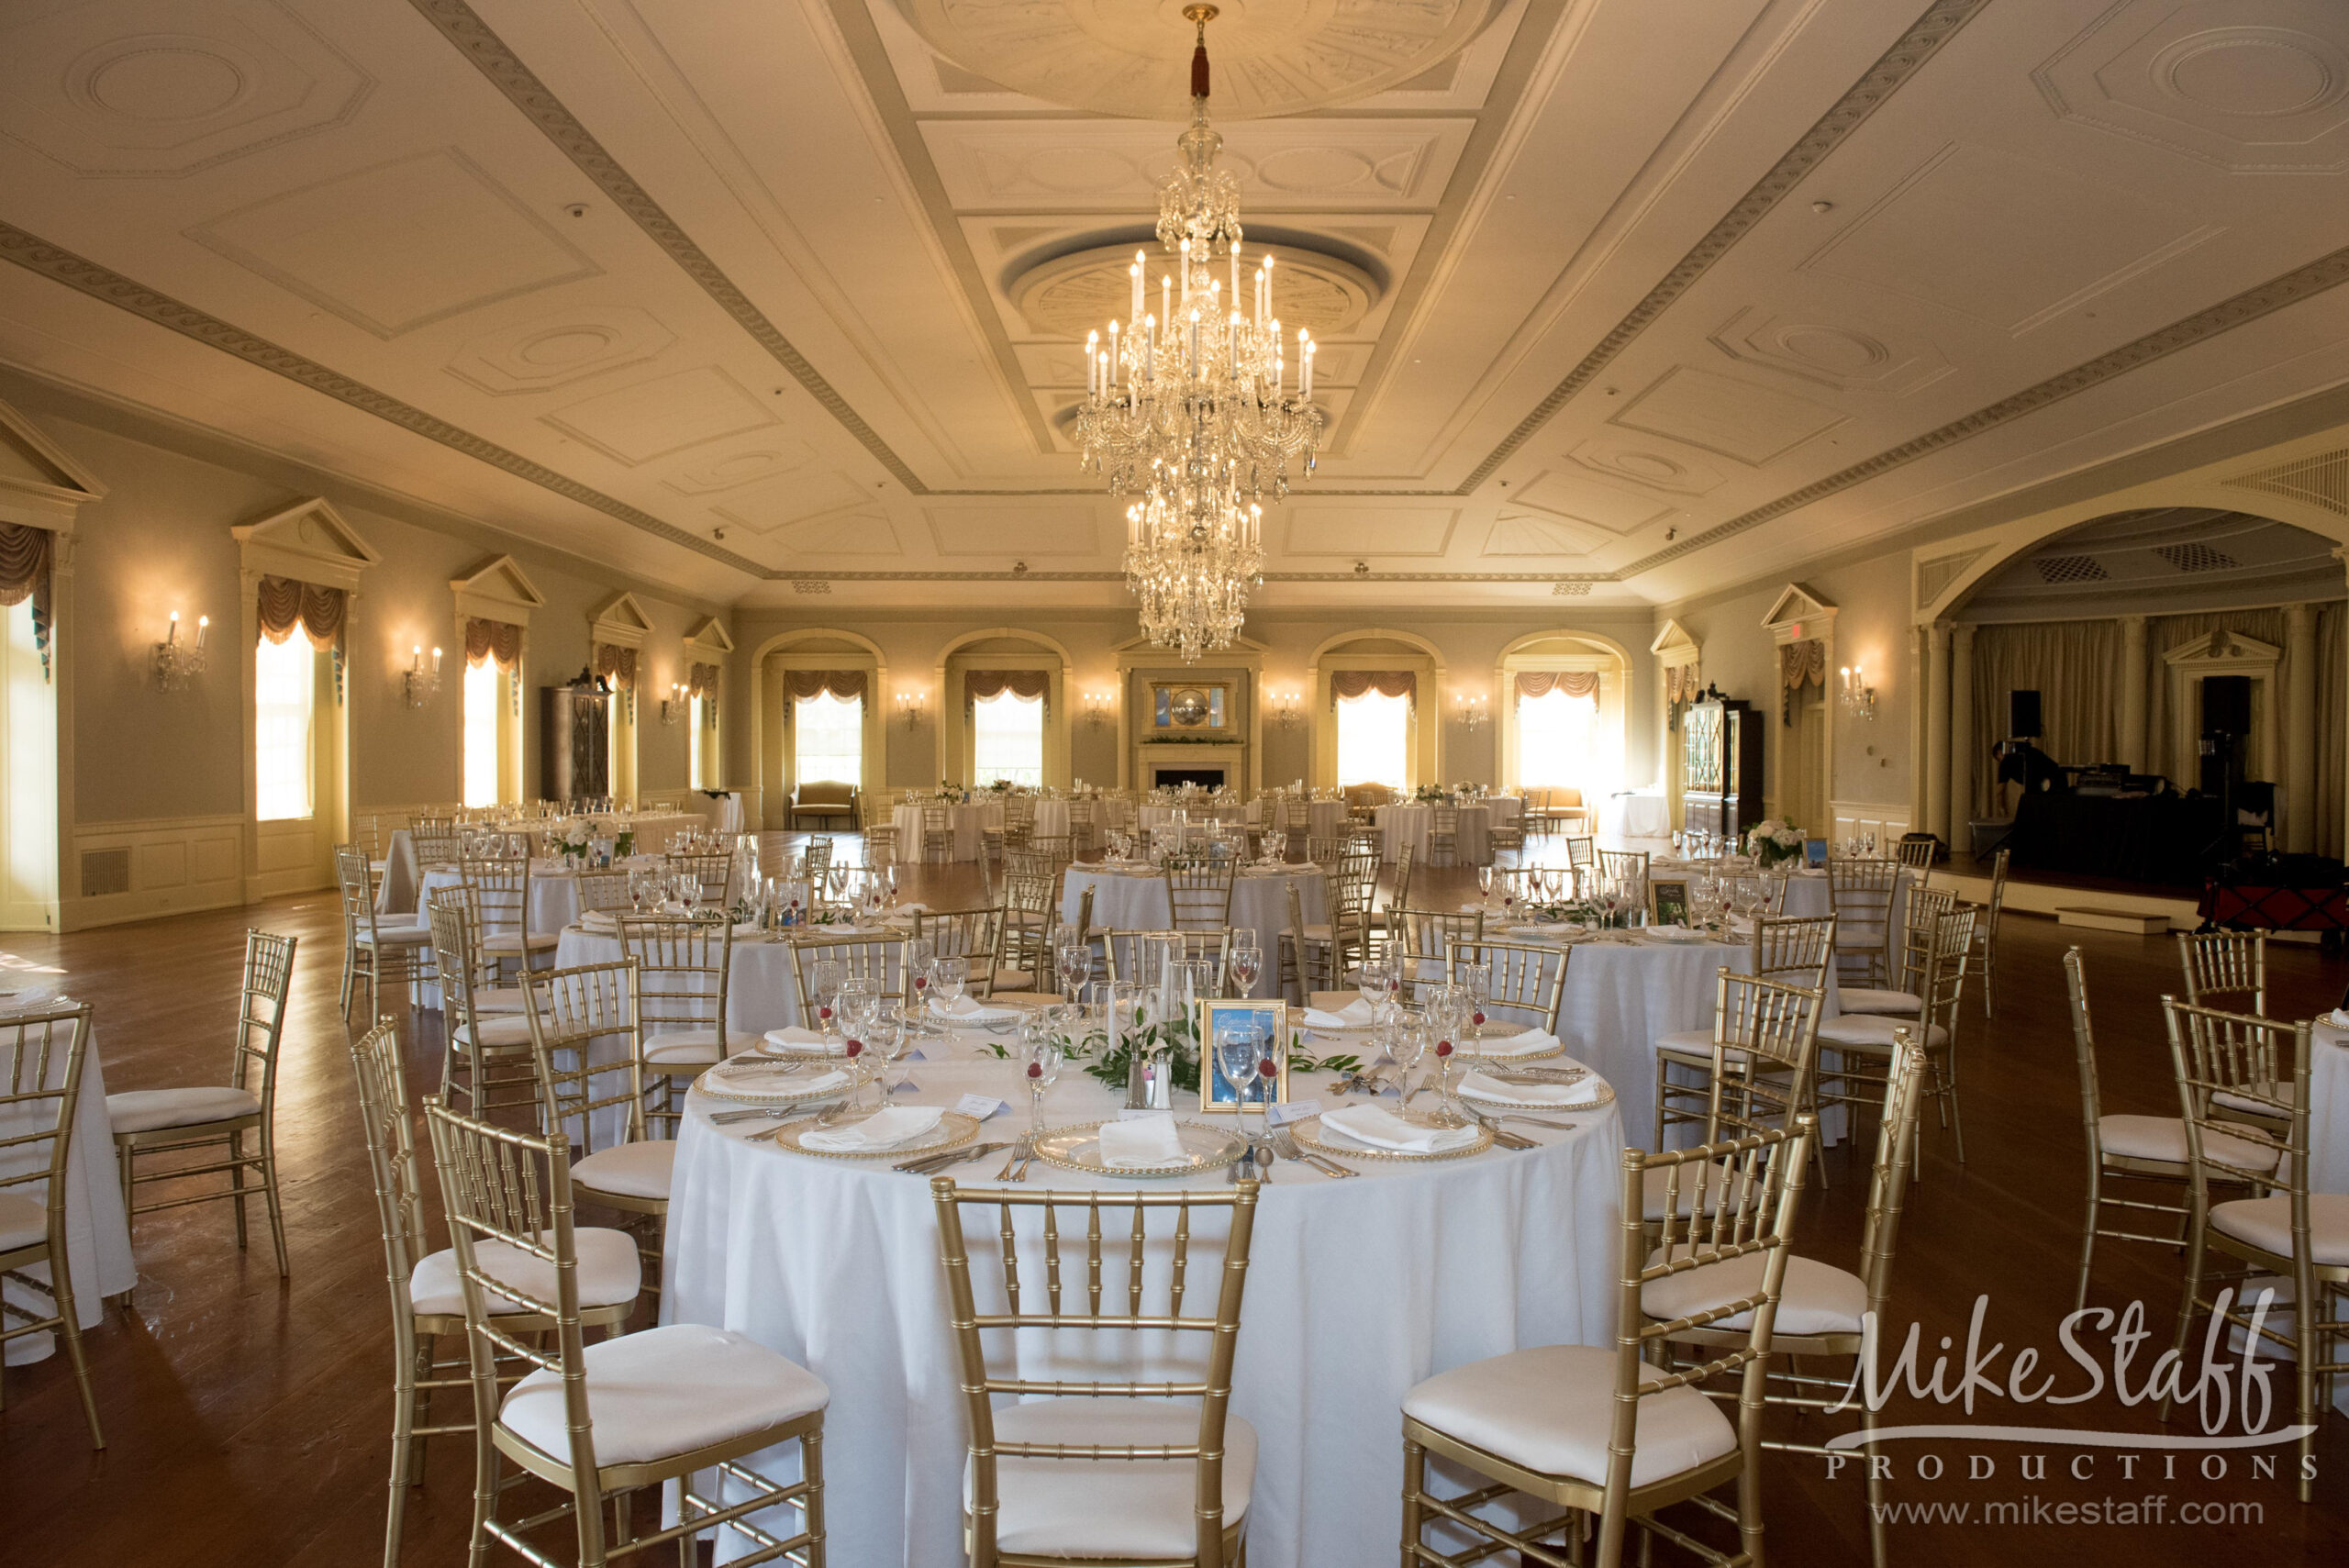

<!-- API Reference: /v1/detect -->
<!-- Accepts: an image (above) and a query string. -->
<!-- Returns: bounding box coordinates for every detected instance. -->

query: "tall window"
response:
[689,695,710,788]
[794,690,862,784]
[973,689,1044,786]
[1334,689,1410,789]
[254,637,314,821]
[463,658,501,808]
[1516,684,1603,794]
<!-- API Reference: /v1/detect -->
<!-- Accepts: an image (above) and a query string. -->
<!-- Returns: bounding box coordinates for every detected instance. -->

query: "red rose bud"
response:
[844,1039,863,1057]
[818,1006,833,1020]
[1257,1058,1276,1079]
[1471,1011,1486,1027]
[1436,1040,1453,1057]
[1026,1061,1042,1078]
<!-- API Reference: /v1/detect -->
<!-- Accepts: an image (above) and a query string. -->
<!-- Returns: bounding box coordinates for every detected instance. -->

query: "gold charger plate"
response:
[1027,1119,1247,1179]
[1454,1033,1566,1062]
[1292,1112,1493,1162]
[696,1060,855,1104]
[1458,1075,1616,1113]
[768,1108,979,1161]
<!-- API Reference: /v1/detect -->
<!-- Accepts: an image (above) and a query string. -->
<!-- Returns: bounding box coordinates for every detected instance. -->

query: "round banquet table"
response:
[1137,801,1253,832]
[1599,789,1673,840]
[689,791,746,835]
[2309,1018,2349,1416]
[890,800,1004,862]
[663,1037,1625,1567]
[1060,863,1327,989]
[0,1012,137,1365]
[1375,802,1492,865]
[413,858,612,935]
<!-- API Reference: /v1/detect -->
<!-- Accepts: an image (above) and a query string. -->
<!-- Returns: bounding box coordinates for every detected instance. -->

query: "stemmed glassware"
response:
[905,938,935,1029]
[808,959,844,1043]
[1426,984,1470,1125]
[838,985,882,1108]
[1475,864,1494,910]
[1458,962,1491,1041]
[1213,1013,1266,1145]
[1389,1013,1427,1106]
[930,956,967,1018]
[1356,960,1388,1014]
[1058,936,1092,1006]
[1226,936,1262,999]
[1020,1022,1063,1132]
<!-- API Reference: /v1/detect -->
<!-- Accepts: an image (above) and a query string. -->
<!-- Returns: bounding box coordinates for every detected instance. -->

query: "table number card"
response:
[954,1094,1007,1121]
[1266,1099,1319,1129]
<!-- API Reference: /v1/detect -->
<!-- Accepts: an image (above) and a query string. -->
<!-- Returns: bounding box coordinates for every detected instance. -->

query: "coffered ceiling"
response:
[2,0,2348,612]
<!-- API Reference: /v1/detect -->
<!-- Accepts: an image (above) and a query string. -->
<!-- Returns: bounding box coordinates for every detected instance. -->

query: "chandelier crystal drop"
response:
[1075,5,1321,661]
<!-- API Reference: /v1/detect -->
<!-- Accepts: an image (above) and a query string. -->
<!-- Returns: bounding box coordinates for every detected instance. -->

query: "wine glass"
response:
[1475,864,1494,908]
[1355,959,1387,1013]
[930,955,967,1018]
[1390,1014,1427,1106]
[1020,1024,1063,1132]
[1427,985,1469,1124]
[905,938,935,1026]
[1213,1012,1263,1137]
[808,959,844,1040]
[869,1009,910,1103]
[1459,962,1492,1040]
[1058,939,1091,1006]
[838,987,882,1109]
[1227,939,1262,998]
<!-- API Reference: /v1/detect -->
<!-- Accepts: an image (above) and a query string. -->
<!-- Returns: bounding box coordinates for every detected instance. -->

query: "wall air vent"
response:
[80,848,129,898]
[2154,542,2237,573]
[2032,554,2109,584]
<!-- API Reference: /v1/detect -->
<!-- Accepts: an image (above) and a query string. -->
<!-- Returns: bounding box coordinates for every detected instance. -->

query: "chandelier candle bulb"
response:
[1131,254,1144,322]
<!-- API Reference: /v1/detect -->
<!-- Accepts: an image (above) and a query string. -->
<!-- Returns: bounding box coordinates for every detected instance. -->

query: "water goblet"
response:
[905,938,935,1025]
[808,959,844,1040]
[1459,962,1492,1040]
[930,955,967,1016]
[1227,940,1262,998]
[1020,1025,1063,1133]
[1390,1014,1428,1104]
[1355,960,1386,1013]
[1213,1014,1262,1134]
[1058,940,1091,1006]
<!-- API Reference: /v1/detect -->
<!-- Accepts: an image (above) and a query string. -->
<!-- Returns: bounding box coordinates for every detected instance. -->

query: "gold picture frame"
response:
[1197,999,1289,1113]
[1649,878,1691,927]
[1152,682,1230,730]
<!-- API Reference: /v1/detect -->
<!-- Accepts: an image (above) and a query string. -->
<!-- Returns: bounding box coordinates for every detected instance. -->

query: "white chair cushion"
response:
[2209,1193,2349,1267]
[0,1191,46,1251]
[1297,924,1333,942]
[501,1323,828,1469]
[1653,1028,1714,1060]
[573,1140,675,1204]
[482,932,560,954]
[472,985,529,1015]
[2099,1115,2280,1173]
[454,1014,535,1050]
[408,1227,642,1318]
[969,1397,1255,1560]
[107,1085,262,1135]
[361,923,433,947]
[1403,1344,1735,1490]
[643,1029,763,1067]
[1816,1013,1946,1051]
[2213,1080,2300,1118]
[1838,986,1922,1017]
[1642,1250,1865,1337]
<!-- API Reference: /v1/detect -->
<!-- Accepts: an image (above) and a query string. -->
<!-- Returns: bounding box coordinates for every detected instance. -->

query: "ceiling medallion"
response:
[1075,7,1321,662]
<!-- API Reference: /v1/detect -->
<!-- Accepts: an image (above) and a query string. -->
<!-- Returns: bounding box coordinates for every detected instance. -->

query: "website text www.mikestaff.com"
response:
[1868,1496,2263,1527]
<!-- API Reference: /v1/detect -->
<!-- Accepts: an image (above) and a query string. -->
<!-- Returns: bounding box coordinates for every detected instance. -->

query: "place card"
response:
[954,1093,1008,1121]
[888,1077,921,1095]
[1267,1098,1320,1129]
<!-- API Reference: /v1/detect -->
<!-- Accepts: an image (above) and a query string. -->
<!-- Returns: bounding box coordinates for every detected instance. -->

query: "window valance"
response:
[1514,671,1600,700]
[1779,638,1825,723]
[256,574,345,650]
[687,662,723,697]
[966,669,1051,713]
[1329,670,1416,706]
[785,669,869,702]
[0,523,53,677]
[465,617,523,671]
[1663,664,1700,703]
[593,642,637,690]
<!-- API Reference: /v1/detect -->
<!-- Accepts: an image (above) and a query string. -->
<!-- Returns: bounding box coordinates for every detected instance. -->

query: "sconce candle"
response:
[1838,664,1877,722]
[153,610,210,691]
[405,643,444,707]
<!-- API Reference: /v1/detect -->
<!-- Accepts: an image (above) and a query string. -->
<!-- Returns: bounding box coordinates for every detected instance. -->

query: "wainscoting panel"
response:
[66,814,246,931]
[1829,799,1912,851]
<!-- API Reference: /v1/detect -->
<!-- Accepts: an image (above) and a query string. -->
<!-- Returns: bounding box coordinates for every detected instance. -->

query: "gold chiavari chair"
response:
[1027,833,1075,879]
[1424,804,1461,867]
[425,1099,827,1568]
[1065,796,1098,857]
[1389,839,1417,917]
[1388,906,1483,999]
[803,836,836,898]
[931,1174,1260,1568]
[1596,847,1648,885]
[790,932,902,1019]
[463,851,556,978]
[348,1018,640,1568]
[1447,940,1570,1035]
[1401,1116,1815,1568]
[1892,833,1936,884]
[1826,856,1902,989]
[1486,799,1524,859]
[2065,949,2266,1313]
[1563,834,1597,875]
[521,962,674,1292]
[1303,834,1348,873]
[412,821,463,870]
[337,844,432,1018]
[1647,1038,1929,1568]
[428,892,542,1121]
[1100,929,1233,988]
[1647,971,1823,1225]
[667,849,734,908]
[1652,915,1837,1149]
[1835,884,1956,1018]
[1816,906,1975,1163]
[1282,795,1312,856]
[1280,881,1326,998]
[616,914,758,1137]
[0,1002,102,1448]
[572,867,635,916]
[107,930,295,1276]
[1322,843,1380,980]
[2178,929,2266,1013]
[1164,856,1237,932]
[1968,844,2010,1016]
[861,789,897,866]
[921,802,956,865]
[911,906,1016,997]
[2159,1000,2343,1503]
[993,872,1060,994]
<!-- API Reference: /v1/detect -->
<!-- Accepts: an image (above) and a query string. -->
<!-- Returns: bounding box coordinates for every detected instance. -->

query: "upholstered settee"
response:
[790,780,858,828]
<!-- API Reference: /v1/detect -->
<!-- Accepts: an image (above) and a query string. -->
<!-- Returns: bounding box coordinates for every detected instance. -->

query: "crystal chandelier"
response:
[1074,5,1322,661]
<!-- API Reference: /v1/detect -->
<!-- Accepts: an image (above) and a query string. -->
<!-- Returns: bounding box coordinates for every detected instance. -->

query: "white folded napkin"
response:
[799,1105,944,1152]
[580,908,618,930]
[1319,1105,1478,1154]
[710,1061,850,1095]
[930,995,1024,1025]
[1097,1114,1188,1169]
[893,901,930,916]
[2327,1008,2349,1030]
[1304,998,1377,1030]
[1466,1027,1560,1058]
[763,1027,843,1054]
[732,922,762,938]
[1460,1068,1603,1106]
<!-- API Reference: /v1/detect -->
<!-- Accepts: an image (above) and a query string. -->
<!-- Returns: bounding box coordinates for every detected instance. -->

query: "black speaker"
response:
[2202,675,2252,737]
[2009,689,2043,740]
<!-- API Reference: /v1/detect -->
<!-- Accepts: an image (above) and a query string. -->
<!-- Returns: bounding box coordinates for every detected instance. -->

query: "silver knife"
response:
[896,1140,1009,1174]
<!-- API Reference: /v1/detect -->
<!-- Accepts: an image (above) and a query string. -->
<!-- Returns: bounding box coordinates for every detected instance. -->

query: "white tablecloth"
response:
[892,801,1005,862]
[689,792,745,835]
[1138,801,1253,831]
[2309,1019,2349,1198]
[2,1021,137,1363]
[1061,865,1327,993]
[1600,789,1672,839]
[1375,803,1491,865]
[663,1044,1625,1567]
[414,859,606,936]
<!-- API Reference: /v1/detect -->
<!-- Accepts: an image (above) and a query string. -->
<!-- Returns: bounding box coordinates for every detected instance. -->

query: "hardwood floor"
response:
[2,841,2343,1565]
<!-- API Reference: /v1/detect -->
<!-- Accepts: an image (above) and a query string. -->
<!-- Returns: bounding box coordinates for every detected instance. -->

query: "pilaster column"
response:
[2286,602,2317,853]
[1947,622,1976,840]
[2119,615,2149,774]
[1924,623,1951,844]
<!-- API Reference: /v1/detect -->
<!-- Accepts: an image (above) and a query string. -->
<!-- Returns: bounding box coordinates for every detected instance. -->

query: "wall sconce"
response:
[1083,689,1115,728]
[153,611,208,691]
[660,682,687,727]
[1273,689,1301,730]
[1839,664,1877,722]
[404,644,442,707]
[896,689,926,728]
[1454,692,1489,734]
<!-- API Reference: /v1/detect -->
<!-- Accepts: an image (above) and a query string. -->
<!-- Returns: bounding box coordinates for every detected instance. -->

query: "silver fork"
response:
[1274,1128,1355,1179]
[994,1133,1031,1180]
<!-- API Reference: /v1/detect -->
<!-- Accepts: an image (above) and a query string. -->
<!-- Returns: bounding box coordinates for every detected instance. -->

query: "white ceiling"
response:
[2,0,2349,612]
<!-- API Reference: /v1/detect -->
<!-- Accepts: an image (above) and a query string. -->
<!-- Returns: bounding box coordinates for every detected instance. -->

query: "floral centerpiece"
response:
[985,778,1014,794]
[937,781,971,804]
[1413,784,1448,804]
[557,819,591,862]
[1744,817,1807,870]
[613,829,635,859]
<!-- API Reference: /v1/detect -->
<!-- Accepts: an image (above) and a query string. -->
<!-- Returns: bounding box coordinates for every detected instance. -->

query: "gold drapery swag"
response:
[785,669,868,702]
[688,662,723,695]
[594,643,637,690]
[0,523,53,679]
[1778,639,1825,723]
[1328,670,1416,706]
[465,617,523,671]
[255,575,346,650]
[1663,662,1701,731]
[1514,671,1600,699]
[965,669,1050,715]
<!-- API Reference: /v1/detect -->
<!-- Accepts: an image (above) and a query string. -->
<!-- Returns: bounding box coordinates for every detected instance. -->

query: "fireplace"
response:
[1152,765,1228,790]
[1135,740,1246,794]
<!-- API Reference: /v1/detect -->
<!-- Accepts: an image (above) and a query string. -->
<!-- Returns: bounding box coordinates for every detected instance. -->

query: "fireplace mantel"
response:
[1135,740,1247,792]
